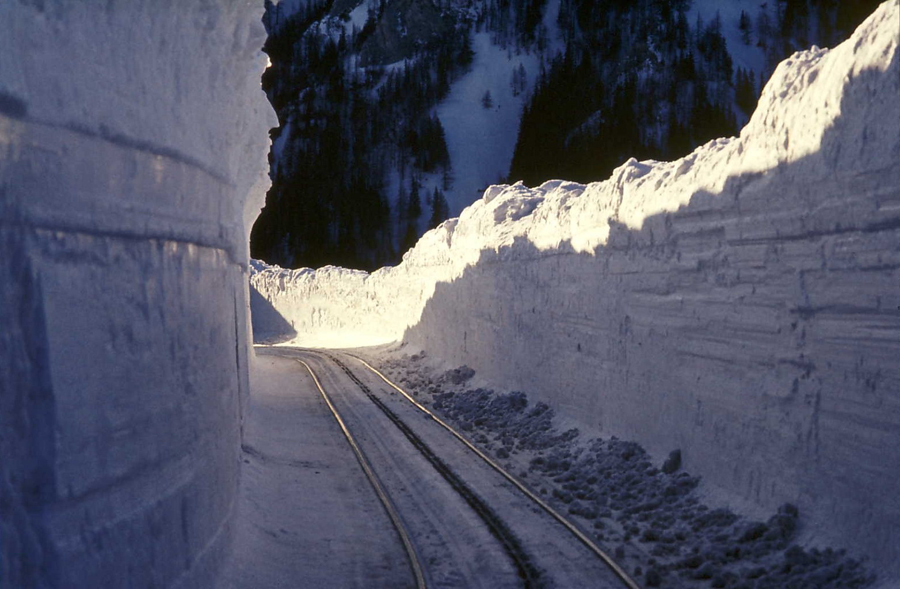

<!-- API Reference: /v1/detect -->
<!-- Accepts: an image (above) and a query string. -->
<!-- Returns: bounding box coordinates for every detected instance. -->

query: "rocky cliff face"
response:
[252,0,900,576]
[0,2,272,586]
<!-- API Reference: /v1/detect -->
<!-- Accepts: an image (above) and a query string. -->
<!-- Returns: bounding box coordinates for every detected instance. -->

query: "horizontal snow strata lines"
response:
[31,230,246,588]
[250,1,900,578]
[1,0,271,587]
[28,115,233,185]
[412,3,900,577]
[0,2,273,187]
[1,116,245,264]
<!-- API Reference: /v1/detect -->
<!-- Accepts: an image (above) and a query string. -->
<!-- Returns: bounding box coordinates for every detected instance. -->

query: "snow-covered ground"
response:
[372,345,875,588]
[251,0,900,578]
[240,346,638,588]
[224,352,415,588]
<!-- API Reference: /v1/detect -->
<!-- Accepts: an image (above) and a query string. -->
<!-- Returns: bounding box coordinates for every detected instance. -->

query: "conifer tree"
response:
[408,176,422,220]
[429,187,450,229]
[739,10,752,45]
[481,89,494,109]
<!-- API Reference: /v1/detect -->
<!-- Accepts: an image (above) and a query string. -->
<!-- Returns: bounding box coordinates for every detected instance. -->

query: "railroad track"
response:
[297,359,428,589]
[342,351,642,589]
[296,348,639,589]
[322,353,543,588]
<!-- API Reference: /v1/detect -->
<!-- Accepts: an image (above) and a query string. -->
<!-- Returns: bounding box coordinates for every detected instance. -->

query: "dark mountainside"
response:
[251,0,880,271]
[510,0,879,185]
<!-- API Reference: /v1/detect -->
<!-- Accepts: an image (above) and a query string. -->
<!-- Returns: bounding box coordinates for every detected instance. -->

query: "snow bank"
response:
[1,1,272,586]
[252,0,899,575]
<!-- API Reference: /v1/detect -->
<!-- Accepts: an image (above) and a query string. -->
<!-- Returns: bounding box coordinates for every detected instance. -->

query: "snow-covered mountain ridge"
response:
[252,0,899,577]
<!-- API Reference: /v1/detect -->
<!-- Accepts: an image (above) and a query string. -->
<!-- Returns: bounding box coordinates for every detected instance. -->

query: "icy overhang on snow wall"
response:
[251,0,900,577]
[0,1,271,586]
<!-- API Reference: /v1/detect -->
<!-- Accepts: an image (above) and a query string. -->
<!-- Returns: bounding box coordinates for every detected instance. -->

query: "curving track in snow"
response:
[348,353,642,589]
[297,358,428,589]
[319,353,542,588]
[291,348,637,589]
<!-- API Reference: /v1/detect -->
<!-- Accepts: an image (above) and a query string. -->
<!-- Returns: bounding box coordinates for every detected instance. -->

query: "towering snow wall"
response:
[0,2,272,587]
[252,0,900,575]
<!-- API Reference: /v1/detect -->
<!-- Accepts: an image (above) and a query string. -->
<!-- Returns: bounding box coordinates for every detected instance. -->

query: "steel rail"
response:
[322,353,543,588]
[297,359,428,589]
[348,353,642,589]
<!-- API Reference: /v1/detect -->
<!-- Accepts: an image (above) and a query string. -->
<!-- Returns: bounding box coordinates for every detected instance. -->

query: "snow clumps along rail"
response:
[251,1,900,578]
[379,350,875,589]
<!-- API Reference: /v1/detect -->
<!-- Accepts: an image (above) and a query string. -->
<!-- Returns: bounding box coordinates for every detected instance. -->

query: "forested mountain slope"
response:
[252,0,880,270]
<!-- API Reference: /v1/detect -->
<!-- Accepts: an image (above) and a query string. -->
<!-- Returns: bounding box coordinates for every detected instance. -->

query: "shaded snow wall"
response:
[0,1,272,587]
[251,1,900,575]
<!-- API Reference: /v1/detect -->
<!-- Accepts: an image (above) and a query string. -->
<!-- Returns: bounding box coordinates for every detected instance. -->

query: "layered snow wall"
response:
[1,1,272,587]
[252,0,900,575]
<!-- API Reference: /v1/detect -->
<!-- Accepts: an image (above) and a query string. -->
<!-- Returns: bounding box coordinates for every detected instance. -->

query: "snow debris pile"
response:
[252,0,899,578]
[380,351,875,588]
[1,1,271,587]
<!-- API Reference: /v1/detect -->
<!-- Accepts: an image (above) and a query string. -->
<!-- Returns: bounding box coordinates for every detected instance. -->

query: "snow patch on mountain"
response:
[437,0,562,216]
[347,1,371,29]
[437,32,540,214]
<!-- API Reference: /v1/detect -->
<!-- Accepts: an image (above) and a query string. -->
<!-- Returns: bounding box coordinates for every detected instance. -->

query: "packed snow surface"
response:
[252,0,900,578]
[223,352,414,588]
[2,0,271,586]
